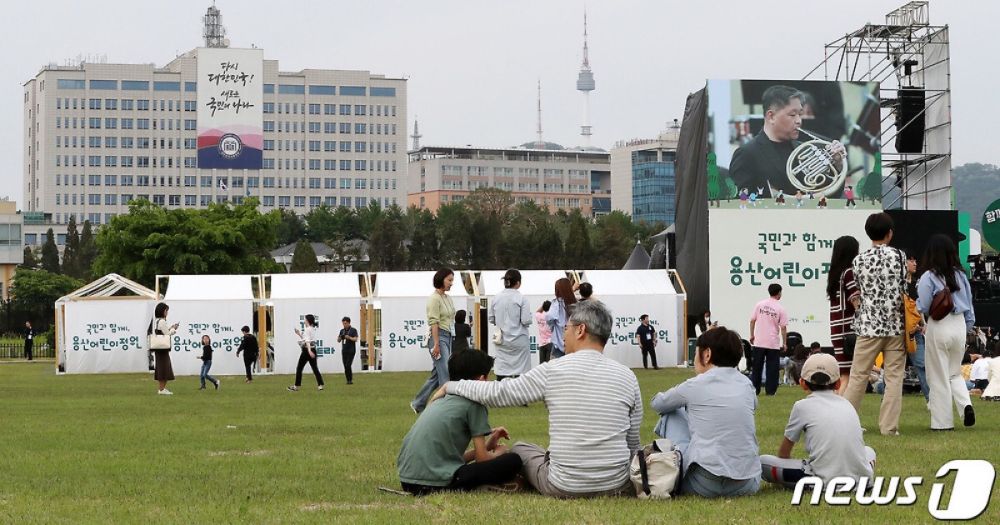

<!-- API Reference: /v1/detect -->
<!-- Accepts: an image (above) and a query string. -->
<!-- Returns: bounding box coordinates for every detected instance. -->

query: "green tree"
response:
[436,203,472,268]
[304,205,337,243]
[357,201,383,240]
[21,246,38,269]
[326,235,365,272]
[62,215,80,278]
[9,268,83,332]
[93,199,281,287]
[289,240,320,273]
[41,228,60,274]
[593,211,640,269]
[563,210,594,268]
[406,207,438,270]
[368,205,407,271]
[77,220,98,280]
[274,208,306,248]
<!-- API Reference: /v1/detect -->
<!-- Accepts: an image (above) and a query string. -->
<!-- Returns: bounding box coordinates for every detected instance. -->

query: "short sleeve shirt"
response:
[396,395,491,486]
[635,324,656,349]
[750,298,788,349]
[852,245,905,337]
[339,327,358,353]
[785,391,873,482]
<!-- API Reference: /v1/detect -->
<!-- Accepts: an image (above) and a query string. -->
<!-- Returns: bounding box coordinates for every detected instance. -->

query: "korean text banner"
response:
[64,299,155,374]
[197,48,263,170]
[706,79,880,210]
[709,209,871,346]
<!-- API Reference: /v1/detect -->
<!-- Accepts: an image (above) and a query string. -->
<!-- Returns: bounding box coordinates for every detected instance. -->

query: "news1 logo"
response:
[792,460,995,520]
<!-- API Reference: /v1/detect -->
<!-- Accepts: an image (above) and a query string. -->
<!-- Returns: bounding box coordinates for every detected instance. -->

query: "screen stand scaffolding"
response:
[802,1,951,211]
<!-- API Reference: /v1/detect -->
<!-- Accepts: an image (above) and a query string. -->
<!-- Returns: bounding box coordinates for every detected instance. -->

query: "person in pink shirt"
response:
[535,301,554,363]
[749,283,789,396]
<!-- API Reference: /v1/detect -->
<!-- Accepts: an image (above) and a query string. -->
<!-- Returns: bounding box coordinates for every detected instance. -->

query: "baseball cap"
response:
[801,353,839,385]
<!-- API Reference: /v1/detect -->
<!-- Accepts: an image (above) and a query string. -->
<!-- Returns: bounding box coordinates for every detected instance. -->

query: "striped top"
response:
[829,268,860,371]
[447,349,642,494]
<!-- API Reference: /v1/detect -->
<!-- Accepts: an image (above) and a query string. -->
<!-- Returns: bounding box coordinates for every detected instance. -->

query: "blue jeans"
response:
[654,408,759,498]
[411,330,452,413]
[200,361,217,388]
[912,332,929,400]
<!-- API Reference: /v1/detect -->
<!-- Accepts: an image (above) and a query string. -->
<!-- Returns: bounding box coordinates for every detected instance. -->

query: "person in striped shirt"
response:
[436,299,642,498]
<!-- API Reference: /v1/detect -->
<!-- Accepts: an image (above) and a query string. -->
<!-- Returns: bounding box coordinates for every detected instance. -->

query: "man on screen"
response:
[730,85,845,198]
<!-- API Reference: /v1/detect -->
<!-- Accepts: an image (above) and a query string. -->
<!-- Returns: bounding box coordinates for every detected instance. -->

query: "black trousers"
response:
[342,347,356,383]
[401,452,522,495]
[24,340,33,361]
[751,346,780,395]
[243,353,257,381]
[295,350,324,386]
[641,345,658,369]
[538,343,553,364]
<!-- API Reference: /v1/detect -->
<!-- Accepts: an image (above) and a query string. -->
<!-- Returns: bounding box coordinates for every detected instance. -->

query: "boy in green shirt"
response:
[397,351,522,495]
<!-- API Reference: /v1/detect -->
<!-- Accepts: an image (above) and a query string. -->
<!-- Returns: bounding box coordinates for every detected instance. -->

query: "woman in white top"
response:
[288,314,325,391]
[489,269,534,380]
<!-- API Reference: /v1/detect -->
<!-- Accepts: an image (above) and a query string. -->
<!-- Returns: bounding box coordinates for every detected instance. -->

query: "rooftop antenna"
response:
[203,2,228,48]
[410,116,422,150]
[535,79,545,148]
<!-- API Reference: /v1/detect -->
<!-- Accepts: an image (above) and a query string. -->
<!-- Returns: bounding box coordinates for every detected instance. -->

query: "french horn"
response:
[785,128,847,196]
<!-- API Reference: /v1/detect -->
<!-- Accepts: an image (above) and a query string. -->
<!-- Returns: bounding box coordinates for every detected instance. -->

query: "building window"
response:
[278,84,305,95]
[309,85,336,95]
[153,81,180,91]
[354,123,366,134]
[89,80,118,90]
[122,81,149,91]
[278,196,290,208]
[340,86,366,96]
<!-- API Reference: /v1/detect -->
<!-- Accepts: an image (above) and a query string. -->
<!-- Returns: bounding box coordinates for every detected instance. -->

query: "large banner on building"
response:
[706,79,881,209]
[197,48,263,170]
[709,209,871,347]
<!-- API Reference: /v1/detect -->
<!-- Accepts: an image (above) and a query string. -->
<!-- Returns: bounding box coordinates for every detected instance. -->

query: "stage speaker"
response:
[895,88,925,153]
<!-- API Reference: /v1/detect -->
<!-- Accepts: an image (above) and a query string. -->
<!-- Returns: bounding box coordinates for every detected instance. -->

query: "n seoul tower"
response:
[576,10,595,147]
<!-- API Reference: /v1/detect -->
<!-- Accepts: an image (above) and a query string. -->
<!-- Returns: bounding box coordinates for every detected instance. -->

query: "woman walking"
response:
[148,302,178,395]
[409,269,457,414]
[827,236,860,394]
[545,278,577,360]
[489,269,533,380]
[917,234,976,430]
[288,314,325,391]
[535,301,553,363]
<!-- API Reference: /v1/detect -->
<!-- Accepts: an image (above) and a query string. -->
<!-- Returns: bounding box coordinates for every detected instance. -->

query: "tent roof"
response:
[269,273,362,300]
[622,243,651,270]
[478,270,567,297]
[164,275,254,301]
[57,273,159,304]
[374,271,469,298]
[581,269,676,296]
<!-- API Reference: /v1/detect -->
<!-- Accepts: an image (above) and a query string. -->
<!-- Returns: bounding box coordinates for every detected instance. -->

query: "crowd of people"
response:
[395,211,995,499]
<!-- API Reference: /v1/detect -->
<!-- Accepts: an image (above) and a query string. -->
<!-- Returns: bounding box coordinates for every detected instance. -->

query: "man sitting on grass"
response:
[434,300,642,498]
[760,353,876,488]
[396,350,522,496]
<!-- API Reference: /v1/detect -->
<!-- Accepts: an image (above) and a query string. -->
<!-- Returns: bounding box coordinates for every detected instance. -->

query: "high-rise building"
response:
[610,122,680,226]
[408,144,610,216]
[21,5,407,248]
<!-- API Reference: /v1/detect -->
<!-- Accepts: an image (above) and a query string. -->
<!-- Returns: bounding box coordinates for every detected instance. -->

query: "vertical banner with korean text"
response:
[197,47,263,170]
[709,209,871,346]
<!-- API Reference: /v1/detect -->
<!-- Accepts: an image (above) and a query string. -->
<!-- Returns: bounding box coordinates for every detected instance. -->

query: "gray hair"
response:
[568,300,613,345]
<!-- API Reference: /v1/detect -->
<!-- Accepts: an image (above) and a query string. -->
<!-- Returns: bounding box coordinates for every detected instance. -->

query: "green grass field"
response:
[0,362,996,524]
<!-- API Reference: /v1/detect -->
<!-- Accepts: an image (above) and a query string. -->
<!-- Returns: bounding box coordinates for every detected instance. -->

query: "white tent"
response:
[477,270,568,368]
[161,275,256,376]
[377,271,469,372]
[56,274,159,374]
[269,273,363,376]
[580,269,685,368]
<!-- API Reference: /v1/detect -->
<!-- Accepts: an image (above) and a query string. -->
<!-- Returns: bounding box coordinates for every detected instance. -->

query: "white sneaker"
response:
[158,389,173,395]
[287,385,299,392]
[318,385,324,391]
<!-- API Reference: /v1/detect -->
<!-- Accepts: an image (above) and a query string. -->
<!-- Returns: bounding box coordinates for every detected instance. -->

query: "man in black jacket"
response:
[235,326,259,383]
[24,321,34,361]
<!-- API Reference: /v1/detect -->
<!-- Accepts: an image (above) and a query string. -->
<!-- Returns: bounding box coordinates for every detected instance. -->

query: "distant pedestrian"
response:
[235,326,259,383]
[198,335,220,390]
[288,314,325,391]
[546,278,577,360]
[750,283,788,396]
[535,301,553,363]
[452,310,472,355]
[338,316,360,385]
[577,282,594,302]
[24,321,34,361]
[827,235,860,394]
[489,269,533,380]
[635,314,659,369]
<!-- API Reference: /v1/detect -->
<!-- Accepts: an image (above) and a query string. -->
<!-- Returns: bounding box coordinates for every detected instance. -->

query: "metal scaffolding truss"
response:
[803,1,952,210]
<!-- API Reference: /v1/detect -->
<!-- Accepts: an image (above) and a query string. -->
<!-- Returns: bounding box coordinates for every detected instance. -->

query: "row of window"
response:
[263,121,397,135]
[55,135,399,155]
[436,194,590,208]
[56,98,197,112]
[55,98,400,117]
[58,136,196,149]
[57,116,193,131]
[54,155,399,172]
[56,79,398,98]
[263,102,397,117]
[54,174,398,191]
[57,192,399,208]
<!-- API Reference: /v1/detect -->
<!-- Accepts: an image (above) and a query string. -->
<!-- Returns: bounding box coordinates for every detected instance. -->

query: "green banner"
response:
[983,198,1000,251]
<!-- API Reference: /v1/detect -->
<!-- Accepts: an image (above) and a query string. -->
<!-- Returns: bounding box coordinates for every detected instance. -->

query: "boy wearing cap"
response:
[760,353,876,488]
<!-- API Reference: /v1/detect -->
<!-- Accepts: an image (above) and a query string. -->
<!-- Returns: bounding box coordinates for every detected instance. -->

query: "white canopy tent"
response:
[56,274,159,374]
[269,273,363,376]
[377,271,470,372]
[477,270,568,369]
[580,269,685,368]
[161,275,256,376]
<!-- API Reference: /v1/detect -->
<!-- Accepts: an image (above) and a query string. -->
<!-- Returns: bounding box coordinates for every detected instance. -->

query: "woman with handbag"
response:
[917,234,976,430]
[148,302,179,395]
[826,236,860,394]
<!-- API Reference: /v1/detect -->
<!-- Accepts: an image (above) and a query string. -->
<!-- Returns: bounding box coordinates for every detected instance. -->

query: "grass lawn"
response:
[0,362,996,524]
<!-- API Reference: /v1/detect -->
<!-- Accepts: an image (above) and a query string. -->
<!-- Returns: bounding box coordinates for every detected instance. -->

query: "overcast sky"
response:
[3,0,997,204]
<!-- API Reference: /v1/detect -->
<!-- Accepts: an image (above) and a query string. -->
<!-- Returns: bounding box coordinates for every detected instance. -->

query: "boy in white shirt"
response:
[760,353,876,488]
[969,352,991,395]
